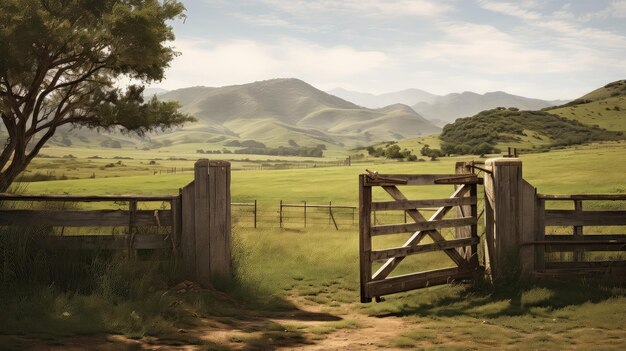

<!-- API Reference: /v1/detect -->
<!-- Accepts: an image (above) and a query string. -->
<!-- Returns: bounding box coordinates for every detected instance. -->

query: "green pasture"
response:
[24,141,626,202]
[2,141,626,349]
[548,96,626,132]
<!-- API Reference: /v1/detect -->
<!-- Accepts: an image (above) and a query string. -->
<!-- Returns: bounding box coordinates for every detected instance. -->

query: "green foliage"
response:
[234,145,324,157]
[440,107,622,155]
[0,0,194,191]
[366,142,420,161]
[420,144,443,160]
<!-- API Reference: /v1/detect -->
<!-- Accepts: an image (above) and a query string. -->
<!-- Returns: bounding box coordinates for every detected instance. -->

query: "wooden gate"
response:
[359,170,482,302]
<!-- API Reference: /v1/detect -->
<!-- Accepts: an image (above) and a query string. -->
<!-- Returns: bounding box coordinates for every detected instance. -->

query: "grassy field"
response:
[548,96,626,132]
[2,141,626,350]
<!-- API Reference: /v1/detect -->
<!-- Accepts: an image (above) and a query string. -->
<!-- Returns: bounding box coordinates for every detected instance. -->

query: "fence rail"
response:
[0,193,181,251]
[533,194,626,274]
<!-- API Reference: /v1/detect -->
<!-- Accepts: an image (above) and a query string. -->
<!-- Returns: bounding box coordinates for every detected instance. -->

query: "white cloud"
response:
[610,0,626,17]
[414,23,582,75]
[260,0,452,18]
[477,0,542,20]
[159,38,389,89]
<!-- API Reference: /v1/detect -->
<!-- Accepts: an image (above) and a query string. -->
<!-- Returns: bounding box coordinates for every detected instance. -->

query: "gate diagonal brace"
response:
[372,185,471,281]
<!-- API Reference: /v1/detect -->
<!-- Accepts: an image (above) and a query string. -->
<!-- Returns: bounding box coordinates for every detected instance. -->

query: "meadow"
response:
[1,141,625,350]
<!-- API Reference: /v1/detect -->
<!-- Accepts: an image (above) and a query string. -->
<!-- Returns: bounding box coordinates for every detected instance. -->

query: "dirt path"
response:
[2,298,414,350]
[278,303,412,351]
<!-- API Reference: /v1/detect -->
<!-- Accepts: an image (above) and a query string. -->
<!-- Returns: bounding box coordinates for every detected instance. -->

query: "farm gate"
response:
[359,167,482,303]
[359,157,626,302]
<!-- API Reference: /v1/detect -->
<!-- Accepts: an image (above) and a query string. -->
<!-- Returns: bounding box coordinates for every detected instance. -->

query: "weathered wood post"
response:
[483,157,534,280]
[181,159,232,287]
[208,160,232,280]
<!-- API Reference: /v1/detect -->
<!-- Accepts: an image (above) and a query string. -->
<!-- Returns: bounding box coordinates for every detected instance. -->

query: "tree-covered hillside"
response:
[440,108,623,155]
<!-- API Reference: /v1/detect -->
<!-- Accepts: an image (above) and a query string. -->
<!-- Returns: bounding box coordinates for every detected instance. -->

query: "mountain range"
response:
[327,87,438,108]
[329,87,568,124]
[29,78,581,151]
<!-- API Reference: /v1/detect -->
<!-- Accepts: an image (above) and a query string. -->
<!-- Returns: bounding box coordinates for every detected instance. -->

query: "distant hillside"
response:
[327,87,438,108]
[547,80,626,132]
[439,107,623,155]
[413,91,563,123]
[156,78,440,147]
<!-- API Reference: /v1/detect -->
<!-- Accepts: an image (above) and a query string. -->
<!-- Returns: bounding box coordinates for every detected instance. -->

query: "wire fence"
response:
[231,200,444,230]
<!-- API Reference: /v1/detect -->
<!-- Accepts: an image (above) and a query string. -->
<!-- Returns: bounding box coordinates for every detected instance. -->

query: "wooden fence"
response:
[0,159,232,287]
[0,194,180,251]
[482,158,626,281]
[531,194,626,276]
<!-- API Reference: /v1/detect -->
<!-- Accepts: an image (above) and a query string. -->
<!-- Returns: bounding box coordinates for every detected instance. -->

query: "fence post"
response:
[304,201,307,228]
[208,160,232,280]
[254,199,257,229]
[483,157,525,281]
[279,200,283,228]
[329,201,332,225]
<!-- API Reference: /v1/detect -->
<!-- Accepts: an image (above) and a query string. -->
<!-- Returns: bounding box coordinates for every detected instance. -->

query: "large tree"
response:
[0,0,195,191]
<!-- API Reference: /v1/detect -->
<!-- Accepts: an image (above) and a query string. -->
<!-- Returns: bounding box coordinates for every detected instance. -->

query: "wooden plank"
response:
[545,261,626,269]
[0,193,178,202]
[433,175,483,185]
[544,234,626,241]
[370,237,479,261]
[520,180,537,273]
[364,174,460,186]
[371,197,476,211]
[194,159,211,286]
[0,210,173,227]
[366,267,474,298]
[455,162,471,259]
[371,216,477,236]
[359,174,373,303]
[544,241,626,252]
[538,194,626,200]
[535,198,546,272]
[573,200,583,262]
[41,234,171,250]
[469,184,479,265]
[372,185,470,281]
[208,160,232,279]
[181,181,196,278]
[526,235,626,252]
[483,172,495,277]
[544,210,626,226]
[170,195,182,249]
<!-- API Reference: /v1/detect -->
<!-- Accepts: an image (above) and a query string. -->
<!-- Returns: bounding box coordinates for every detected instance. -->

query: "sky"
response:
[150,0,626,100]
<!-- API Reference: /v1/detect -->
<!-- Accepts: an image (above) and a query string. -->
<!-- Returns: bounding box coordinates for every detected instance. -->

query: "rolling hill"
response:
[155,78,441,148]
[546,80,626,132]
[412,91,565,123]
